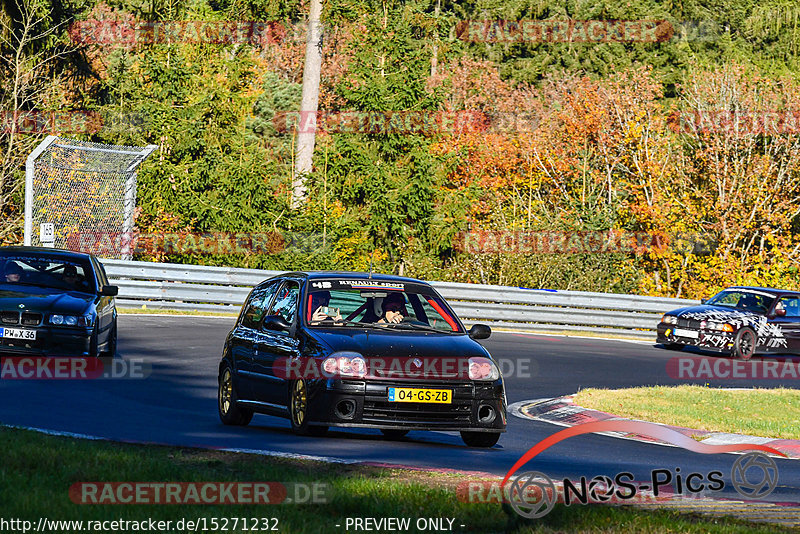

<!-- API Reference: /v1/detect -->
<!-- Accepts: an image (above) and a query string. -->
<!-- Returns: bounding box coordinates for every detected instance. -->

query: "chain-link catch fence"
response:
[24,136,157,259]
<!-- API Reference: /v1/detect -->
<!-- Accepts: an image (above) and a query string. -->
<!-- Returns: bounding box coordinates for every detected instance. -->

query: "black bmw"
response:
[0,246,118,357]
[217,272,507,447]
[657,286,800,359]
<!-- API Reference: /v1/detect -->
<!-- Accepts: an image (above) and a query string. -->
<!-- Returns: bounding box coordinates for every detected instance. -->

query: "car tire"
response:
[380,429,409,440]
[89,326,99,358]
[460,431,500,448]
[218,365,253,426]
[733,327,757,360]
[104,320,118,358]
[289,379,328,436]
[662,343,683,351]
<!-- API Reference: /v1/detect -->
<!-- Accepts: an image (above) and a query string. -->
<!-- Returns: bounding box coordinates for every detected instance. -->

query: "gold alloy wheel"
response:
[219,369,233,415]
[291,380,307,427]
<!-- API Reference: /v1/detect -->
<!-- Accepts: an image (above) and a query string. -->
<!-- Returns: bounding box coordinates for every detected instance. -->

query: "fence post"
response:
[24,135,57,246]
[121,145,157,260]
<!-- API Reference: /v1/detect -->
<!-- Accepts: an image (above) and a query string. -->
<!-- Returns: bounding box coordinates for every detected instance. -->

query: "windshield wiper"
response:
[383,322,454,334]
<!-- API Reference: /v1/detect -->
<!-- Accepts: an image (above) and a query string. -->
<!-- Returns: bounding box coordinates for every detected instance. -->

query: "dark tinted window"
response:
[93,257,109,287]
[0,254,95,292]
[241,281,279,329]
[778,297,800,318]
[306,281,462,332]
[706,290,775,314]
[270,281,300,324]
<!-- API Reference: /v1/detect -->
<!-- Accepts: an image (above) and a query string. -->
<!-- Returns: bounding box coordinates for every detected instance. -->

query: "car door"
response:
[769,296,800,353]
[231,281,280,399]
[251,279,301,405]
[90,257,114,341]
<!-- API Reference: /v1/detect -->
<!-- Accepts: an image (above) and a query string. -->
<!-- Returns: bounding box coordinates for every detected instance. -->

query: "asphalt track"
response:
[2,315,799,505]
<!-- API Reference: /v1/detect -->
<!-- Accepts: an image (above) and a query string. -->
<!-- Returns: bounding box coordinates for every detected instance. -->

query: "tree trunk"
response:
[292,0,324,208]
[430,0,440,77]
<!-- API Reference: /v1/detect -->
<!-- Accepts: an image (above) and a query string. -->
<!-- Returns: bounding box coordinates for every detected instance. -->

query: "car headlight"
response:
[707,321,733,332]
[661,315,678,325]
[49,314,94,327]
[468,357,499,381]
[322,353,367,378]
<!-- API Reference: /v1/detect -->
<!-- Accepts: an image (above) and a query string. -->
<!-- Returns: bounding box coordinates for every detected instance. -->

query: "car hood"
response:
[0,284,95,315]
[307,327,491,360]
[665,304,766,327]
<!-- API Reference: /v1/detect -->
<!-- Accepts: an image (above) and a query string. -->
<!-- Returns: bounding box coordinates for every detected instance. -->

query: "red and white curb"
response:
[509,396,800,459]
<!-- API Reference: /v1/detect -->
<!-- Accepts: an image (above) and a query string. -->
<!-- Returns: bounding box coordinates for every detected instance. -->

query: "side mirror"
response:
[700,298,707,304]
[468,324,491,340]
[263,315,292,332]
[100,285,118,297]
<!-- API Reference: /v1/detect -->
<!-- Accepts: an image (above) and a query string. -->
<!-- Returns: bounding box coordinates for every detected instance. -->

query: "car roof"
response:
[727,286,799,296]
[0,246,94,261]
[277,271,431,285]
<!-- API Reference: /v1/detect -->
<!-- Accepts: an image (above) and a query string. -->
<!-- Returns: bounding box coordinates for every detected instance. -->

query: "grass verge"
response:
[574,385,800,440]
[1,426,788,533]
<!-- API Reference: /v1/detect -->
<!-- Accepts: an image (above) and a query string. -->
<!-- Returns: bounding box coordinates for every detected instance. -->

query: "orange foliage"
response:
[436,63,800,298]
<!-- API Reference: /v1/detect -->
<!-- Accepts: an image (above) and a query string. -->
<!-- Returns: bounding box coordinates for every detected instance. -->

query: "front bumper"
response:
[0,325,92,357]
[656,323,734,353]
[306,378,507,432]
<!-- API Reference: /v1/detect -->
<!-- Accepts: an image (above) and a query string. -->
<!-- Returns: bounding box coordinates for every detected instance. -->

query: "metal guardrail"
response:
[103,259,698,338]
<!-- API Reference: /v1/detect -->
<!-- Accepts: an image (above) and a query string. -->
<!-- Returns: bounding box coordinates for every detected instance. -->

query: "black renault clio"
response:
[217,272,506,447]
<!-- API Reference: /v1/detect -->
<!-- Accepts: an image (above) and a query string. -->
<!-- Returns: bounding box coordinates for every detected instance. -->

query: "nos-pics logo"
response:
[502,420,784,519]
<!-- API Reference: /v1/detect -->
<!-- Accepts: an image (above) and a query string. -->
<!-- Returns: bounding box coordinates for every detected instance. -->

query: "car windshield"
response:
[0,254,94,293]
[305,280,463,333]
[706,289,775,314]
